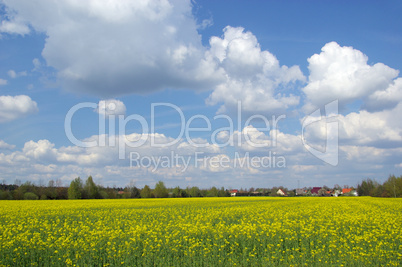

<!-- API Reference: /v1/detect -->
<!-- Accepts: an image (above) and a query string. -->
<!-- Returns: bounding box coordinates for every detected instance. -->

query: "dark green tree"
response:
[84,176,100,199]
[357,178,378,196]
[218,187,229,197]
[68,177,83,199]
[172,186,187,197]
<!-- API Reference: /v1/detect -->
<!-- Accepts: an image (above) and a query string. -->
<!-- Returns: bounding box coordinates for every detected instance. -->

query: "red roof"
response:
[230,189,238,193]
[311,187,321,194]
[342,188,352,194]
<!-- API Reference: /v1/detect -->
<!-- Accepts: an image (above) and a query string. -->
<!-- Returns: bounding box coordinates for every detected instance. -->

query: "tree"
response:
[68,177,83,199]
[207,186,219,197]
[383,175,402,198]
[317,188,327,196]
[172,186,185,197]
[124,180,141,198]
[140,185,152,198]
[357,178,378,196]
[84,176,100,199]
[14,181,36,200]
[0,190,13,200]
[153,181,168,198]
[187,186,201,197]
[24,192,39,200]
[218,187,229,197]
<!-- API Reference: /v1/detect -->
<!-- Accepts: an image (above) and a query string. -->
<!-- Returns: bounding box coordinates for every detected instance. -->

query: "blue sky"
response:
[0,0,401,189]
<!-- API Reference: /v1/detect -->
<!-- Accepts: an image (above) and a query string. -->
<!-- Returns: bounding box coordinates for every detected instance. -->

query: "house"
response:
[277,189,287,196]
[342,188,358,196]
[311,187,321,195]
[230,189,238,197]
[295,188,305,196]
[342,188,352,194]
[333,189,341,197]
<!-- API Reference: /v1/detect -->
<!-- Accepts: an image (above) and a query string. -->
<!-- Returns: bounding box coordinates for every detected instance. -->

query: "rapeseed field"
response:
[0,197,401,266]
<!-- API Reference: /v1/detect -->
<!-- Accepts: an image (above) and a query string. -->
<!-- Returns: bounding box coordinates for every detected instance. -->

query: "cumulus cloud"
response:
[215,125,304,156]
[0,0,224,97]
[0,126,399,187]
[302,102,402,148]
[96,99,126,116]
[364,77,402,112]
[0,140,15,150]
[303,42,400,112]
[0,79,7,85]
[0,95,38,123]
[206,26,305,114]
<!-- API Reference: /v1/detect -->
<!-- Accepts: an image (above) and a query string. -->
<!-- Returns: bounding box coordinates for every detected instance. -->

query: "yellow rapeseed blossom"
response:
[0,197,401,266]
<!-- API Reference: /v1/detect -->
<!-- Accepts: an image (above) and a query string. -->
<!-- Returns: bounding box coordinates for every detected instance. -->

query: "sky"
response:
[0,0,401,189]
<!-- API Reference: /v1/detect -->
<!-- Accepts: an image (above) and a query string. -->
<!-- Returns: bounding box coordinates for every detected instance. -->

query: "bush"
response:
[0,190,13,200]
[24,192,39,200]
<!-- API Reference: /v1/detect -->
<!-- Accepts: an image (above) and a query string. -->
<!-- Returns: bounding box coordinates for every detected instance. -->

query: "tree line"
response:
[0,174,400,200]
[0,176,233,200]
[357,175,402,197]
[0,176,289,200]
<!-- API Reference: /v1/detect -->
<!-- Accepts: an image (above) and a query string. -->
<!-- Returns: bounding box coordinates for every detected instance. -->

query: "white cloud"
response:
[23,139,57,162]
[207,26,305,114]
[0,127,399,188]
[7,70,27,79]
[7,70,16,78]
[0,140,15,150]
[303,42,400,112]
[96,99,126,116]
[197,18,213,30]
[0,19,30,35]
[302,102,402,148]
[0,95,39,123]
[1,0,224,97]
[0,79,7,86]
[364,77,402,112]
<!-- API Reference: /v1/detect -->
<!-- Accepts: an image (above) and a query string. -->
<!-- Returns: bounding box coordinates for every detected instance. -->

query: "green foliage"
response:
[383,175,402,197]
[357,175,402,198]
[153,181,168,198]
[68,177,83,199]
[140,185,153,198]
[357,178,378,196]
[0,190,13,200]
[187,186,201,197]
[23,192,39,200]
[99,190,109,199]
[218,187,229,197]
[171,186,187,198]
[207,186,219,197]
[84,176,100,199]
[123,186,140,198]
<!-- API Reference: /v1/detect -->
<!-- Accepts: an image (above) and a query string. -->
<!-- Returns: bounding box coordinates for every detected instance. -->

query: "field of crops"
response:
[0,197,401,266]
